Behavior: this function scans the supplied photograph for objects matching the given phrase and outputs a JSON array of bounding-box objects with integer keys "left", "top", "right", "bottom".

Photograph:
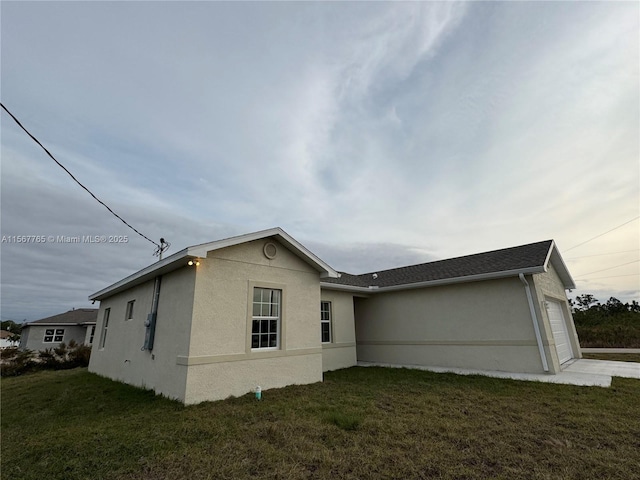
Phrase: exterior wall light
[{"left": 188, "top": 259, "right": 200, "bottom": 266}]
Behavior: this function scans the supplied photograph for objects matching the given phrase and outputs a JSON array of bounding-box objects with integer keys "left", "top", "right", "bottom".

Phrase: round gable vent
[{"left": 263, "top": 242, "right": 277, "bottom": 259}]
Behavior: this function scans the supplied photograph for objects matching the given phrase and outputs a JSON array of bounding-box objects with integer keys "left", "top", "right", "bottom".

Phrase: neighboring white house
[
  {"left": 19, "top": 309, "right": 98, "bottom": 351},
  {"left": 1, "top": 330, "right": 19, "bottom": 349},
  {"left": 88, "top": 228, "right": 581, "bottom": 404}
]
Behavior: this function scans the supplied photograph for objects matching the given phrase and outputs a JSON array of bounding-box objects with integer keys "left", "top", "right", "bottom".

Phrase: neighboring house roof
[
  {"left": 90, "top": 227, "right": 339, "bottom": 301},
  {"left": 322, "top": 240, "right": 575, "bottom": 292},
  {"left": 23, "top": 308, "right": 98, "bottom": 328},
  {"left": 0, "top": 330, "right": 16, "bottom": 339}
]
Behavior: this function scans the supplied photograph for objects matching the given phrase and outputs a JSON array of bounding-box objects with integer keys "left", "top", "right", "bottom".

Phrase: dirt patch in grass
[{"left": 2, "top": 367, "right": 639, "bottom": 479}]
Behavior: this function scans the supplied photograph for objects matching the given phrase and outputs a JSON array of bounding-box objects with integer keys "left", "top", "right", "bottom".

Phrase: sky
[{"left": 1, "top": 1, "right": 638, "bottom": 322}]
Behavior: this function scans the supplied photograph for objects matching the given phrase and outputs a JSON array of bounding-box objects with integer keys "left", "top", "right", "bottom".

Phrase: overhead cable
[
  {"left": 565, "top": 216, "right": 640, "bottom": 252},
  {"left": 575, "top": 273, "right": 639, "bottom": 281},
  {"left": 576, "top": 259, "right": 639, "bottom": 278},
  {"left": 1, "top": 102, "right": 161, "bottom": 249},
  {"left": 566, "top": 249, "right": 639, "bottom": 260}
]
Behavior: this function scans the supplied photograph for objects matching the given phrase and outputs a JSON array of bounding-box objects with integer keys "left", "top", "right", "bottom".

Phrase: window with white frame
[
  {"left": 251, "top": 287, "right": 281, "bottom": 349},
  {"left": 125, "top": 300, "right": 135, "bottom": 320},
  {"left": 99, "top": 308, "right": 110, "bottom": 349},
  {"left": 43, "top": 328, "right": 65, "bottom": 343},
  {"left": 88, "top": 325, "right": 96, "bottom": 345},
  {"left": 321, "top": 301, "right": 332, "bottom": 343}
]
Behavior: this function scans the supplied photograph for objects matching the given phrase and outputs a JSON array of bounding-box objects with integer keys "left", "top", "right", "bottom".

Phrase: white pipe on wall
[{"left": 519, "top": 273, "right": 549, "bottom": 372}]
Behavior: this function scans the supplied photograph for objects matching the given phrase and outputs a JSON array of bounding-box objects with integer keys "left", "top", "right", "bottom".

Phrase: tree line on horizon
[
  {"left": 569, "top": 294, "right": 640, "bottom": 348},
  {"left": 569, "top": 294, "right": 640, "bottom": 315}
]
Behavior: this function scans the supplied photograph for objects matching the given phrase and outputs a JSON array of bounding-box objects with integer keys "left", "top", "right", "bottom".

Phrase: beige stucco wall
[
  {"left": 531, "top": 263, "right": 582, "bottom": 372},
  {"left": 88, "top": 267, "right": 195, "bottom": 402},
  {"left": 320, "top": 289, "right": 357, "bottom": 372},
  {"left": 182, "top": 238, "right": 324, "bottom": 404},
  {"left": 355, "top": 277, "right": 549, "bottom": 374},
  {"left": 181, "top": 353, "right": 321, "bottom": 405}
]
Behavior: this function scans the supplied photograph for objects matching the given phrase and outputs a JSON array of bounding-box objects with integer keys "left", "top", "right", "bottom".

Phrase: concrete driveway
[
  {"left": 359, "top": 358, "right": 640, "bottom": 388},
  {"left": 562, "top": 358, "right": 640, "bottom": 380}
]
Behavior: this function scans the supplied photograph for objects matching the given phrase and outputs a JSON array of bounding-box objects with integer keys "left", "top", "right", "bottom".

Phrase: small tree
[
  {"left": 574, "top": 294, "right": 600, "bottom": 312},
  {"left": 1, "top": 320, "right": 22, "bottom": 342},
  {"left": 605, "top": 297, "right": 626, "bottom": 315}
]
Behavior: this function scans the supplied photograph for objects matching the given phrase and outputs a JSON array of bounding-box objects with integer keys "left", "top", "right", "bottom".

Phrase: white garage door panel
[{"left": 547, "top": 300, "right": 573, "bottom": 364}]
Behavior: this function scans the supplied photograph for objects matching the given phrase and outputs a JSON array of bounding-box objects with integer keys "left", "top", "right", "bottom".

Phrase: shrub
[
  {"left": 576, "top": 324, "right": 640, "bottom": 348},
  {"left": 68, "top": 345, "right": 92, "bottom": 368},
  {"left": 53, "top": 343, "right": 69, "bottom": 359},
  {"left": 39, "top": 348, "right": 59, "bottom": 369},
  {"left": 0, "top": 349, "right": 36, "bottom": 377},
  {"left": 1, "top": 347, "right": 19, "bottom": 359},
  {"left": 0, "top": 343, "right": 92, "bottom": 377}
]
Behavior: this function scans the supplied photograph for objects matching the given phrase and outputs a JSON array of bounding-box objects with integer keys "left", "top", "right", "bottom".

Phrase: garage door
[{"left": 547, "top": 300, "right": 573, "bottom": 364}]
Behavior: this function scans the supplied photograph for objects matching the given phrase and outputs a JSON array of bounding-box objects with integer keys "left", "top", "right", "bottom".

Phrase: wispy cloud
[{"left": 1, "top": 1, "right": 637, "bottom": 319}]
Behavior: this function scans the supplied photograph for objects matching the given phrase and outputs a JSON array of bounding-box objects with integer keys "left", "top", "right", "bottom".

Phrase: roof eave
[
  {"left": 234, "top": 227, "right": 338, "bottom": 278},
  {"left": 322, "top": 266, "right": 546, "bottom": 292},
  {"left": 89, "top": 247, "right": 190, "bottom": 301},
  {"left": 23, "top": 322, "right": 95, "bottom": 327},
  {"left": 90, "top": 227, "right": 339, "bottom": 301},
  {"left": 378, "top": 266, "right": 546, "bottom": 292},
  {"left": 546, "top": 241, "right": 577, "bottom": 290},
  {"left": 319, "top": 283, "right": 372, "bottom": 293},
  {"left": 187, "top": 227, "right": 340, "bottom": 279}
]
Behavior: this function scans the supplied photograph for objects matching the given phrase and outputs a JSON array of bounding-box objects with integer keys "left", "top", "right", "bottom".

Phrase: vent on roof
[{"left": 372, "top": 273, "right": 378, "bottom": 279}]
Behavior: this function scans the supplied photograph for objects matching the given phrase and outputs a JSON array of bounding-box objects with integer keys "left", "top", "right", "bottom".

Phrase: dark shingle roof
[
  {"left": 324, "top": 240, "right": 554, "bottom": 289},
  {"left": 27, "top": 309, "right": 98, "bottom": 326}
]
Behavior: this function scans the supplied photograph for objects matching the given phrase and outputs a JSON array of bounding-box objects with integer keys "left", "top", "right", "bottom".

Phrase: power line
[
  {"left": 566, "top": 249, "right": 640, "bottom": 260},
  {"left": 576, "top": 259, "right": 639, "bottom": 278},
  {"left": 575, "top": 274, "right": 639, "bottom": 281},
  {"left": 1, "top": 103, "right": 162, "bottom": 250},
  {"left": 565, "top": 216, "right": 640, "bottom": 252}
]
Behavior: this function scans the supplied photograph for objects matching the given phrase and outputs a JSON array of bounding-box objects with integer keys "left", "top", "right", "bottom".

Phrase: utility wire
[
  {"left": 575, "top": 274, "right": 639, "bottom": 281},
  {"left": 566, "top": 249, "right": 639, "bottom": 260},
  {"left": 1, "top": 103, "right": 161, "bottom": 249},
  {"left": 565, "top": 215, "right": 640, "bottom": 252},
  {"left": 576, "top": 259, "right": 639, "bottom": 278}
]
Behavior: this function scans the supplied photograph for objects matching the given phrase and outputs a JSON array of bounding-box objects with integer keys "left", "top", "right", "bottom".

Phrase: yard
[{"left": 2, "top": 365, "right": 639, "bottom": 480}]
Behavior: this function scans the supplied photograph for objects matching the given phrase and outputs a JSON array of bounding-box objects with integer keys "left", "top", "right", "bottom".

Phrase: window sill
[
  {"left": 251, "top": 347, "right": 280, "bottom": 352},
  {"left": 321, "top": 342, "right": 356, "bottom": 349}
]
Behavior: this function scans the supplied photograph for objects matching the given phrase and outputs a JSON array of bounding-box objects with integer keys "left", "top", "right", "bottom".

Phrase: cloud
[
  {"left": 1, "top": 1, "right": 638, "bottom": 319},
  {"left": 306, "top": 239, "right": 436, "bottom": 276},
  {"left": 332, "top": 2, "right": 466, "bottom": 102},
  {"left": 0, "top": 147, "right": 244, "bottom": 321}
]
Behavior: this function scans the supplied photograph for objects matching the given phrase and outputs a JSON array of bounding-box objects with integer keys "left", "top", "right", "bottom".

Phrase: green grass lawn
[
  {"left": 582, "top": 352, "right": 640, "bottom": 363},
  {"left": 2, "top": 367, "right": 639, "bottom": 480}
]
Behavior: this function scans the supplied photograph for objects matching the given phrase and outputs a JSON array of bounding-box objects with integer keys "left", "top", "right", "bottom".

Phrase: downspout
[{"left": 519, "top": 273, "right": 549, "bottom": 372}]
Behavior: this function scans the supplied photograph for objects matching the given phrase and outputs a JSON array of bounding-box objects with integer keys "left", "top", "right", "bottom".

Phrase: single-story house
[
  {"left": 19, "top": 308, "right": 98, "bottom": 351},
  {"left": 88, "top": 228, "right": 581, "bottom": 404},
  {"left": 1, "top": 330, "right": 19, "bottom": 349}
]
